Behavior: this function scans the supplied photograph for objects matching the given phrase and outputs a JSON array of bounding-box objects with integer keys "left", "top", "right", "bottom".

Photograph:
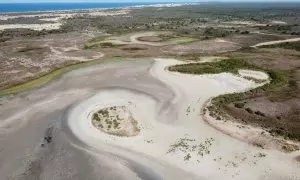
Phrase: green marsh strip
[{"left": 0, "top": 57, "right": 151, "bottom": 97}]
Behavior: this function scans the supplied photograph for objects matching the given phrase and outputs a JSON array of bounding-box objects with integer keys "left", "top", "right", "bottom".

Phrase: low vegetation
[
  {"left": 206, "top": 69, "right": 287, "bottom": 119},
  {"left": 257, "top": 24, "right": 300, "bottom": 35},
  {"left": 84, "top": 36, "right": 126, "bottom": 49},
  {"left": 169, "top": 58, "right": 259, "bottom": 75},
  {"left": 169, "top": 57, "right": 297, "bottom": 141},
  {"left": 167, "top": 137, "right": 214, "bottom": 161},
  {"left": 0, "top": 57, "right": 139, "bottom": 97},
  {"left": 202, "top": 27, "right": 231, "bottom": 39},
  {"left": 122, "top": 47, "right": 147, "bottom": 51},
  {"left": 91, "top": 106, "right": 140, "bottom": 137}
]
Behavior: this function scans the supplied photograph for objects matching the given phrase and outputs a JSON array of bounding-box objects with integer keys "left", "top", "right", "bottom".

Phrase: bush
[
  {"left": 245, "top": 108, "right": 253, "bottom": 114},
  {"left": 203, "top": 27, "right": 230, "bottom": 38},
  {"left": 241, "top": 31, "right": 250, "bottom": 34},
  {"left": 93, "top": 113, "right": 100, "bottom": 121},
  {"left": 234, "top": 102, "right": 245, "bottom": 108},
  {"left": 255, "top": 111, "right": 265, "bottom": 117},
  {"left": 169, "top": 58, "right": 258, "bottom": 75}
]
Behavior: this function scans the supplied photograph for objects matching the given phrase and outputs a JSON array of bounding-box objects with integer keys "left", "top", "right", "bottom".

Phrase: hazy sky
[{"left": 0, "top": 0, "right": 298, "bottom": 3}]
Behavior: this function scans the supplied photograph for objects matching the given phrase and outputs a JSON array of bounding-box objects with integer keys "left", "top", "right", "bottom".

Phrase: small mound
[{"left": 91, "top": 106, "right": 140, "bottom": 137}]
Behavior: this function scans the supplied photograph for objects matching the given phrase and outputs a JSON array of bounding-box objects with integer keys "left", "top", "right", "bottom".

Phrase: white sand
[
  {"left": 238, "top": 69, "right": 269, "bottom": 80},
  {"left": 224, "top": 21, "right": 267, "bottom": 27},
  {"left": 252, "top": 38, "right": 300, "bottom": 48},
  {"left": 270, "top": 20, "right": 287, "bottom": 25},
  {"left": 67, "top": 58, "right": 300, "bottom": 180},
  {"left": 0, "top": 9, "right": 129, "bottom": 31},
  {"left": 86, "top": 9, "right": 130, "bottom": 17},
  {"left": 0, "top": 23, "right": 62, "bottom": 31}
]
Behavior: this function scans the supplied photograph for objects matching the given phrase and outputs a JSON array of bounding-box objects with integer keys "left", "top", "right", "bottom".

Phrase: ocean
[{"left": 0, "top": 2, "right": 174, "bottom": 13}]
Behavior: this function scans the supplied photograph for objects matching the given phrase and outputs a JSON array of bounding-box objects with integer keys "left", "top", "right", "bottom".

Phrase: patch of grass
[
  {"left": 184, "top": 153, "right": 192, "bottom": 161},
  {"left": 122, "top": 47, "right": 147, "bottom": 51},
  {"left": 253, "top": 142, "right": 265, "bottom": 149},
  {"left": 210, "top": 70, "right": 287, "bottom": 115},
  {"left": 260, "top": 41, "right": 300, "bottom": 51},
  {"left": 158, "top": 34, "right": 177, "bottom": 41},
  {"left": 169, "top": 58, "right": 258, "bottom": 75},
  {"left": 169, "top": 57, "right": 288, "bottom": 123},
  {"left": 85, "top": 41, "right": 125, "bottom": 49},
  {"left": 0, "top": 67, "right": 66, "bottom": 97},
  {"left": 234, "top": 102, "right": 245, "bottom": 108},
  {"left": 84, "top": 36, "right": 109, "bottom": 49},
  {"left": 167, "top": 37, "right": 198, "bottom": 45},
  {"left": 281, "top": 143, "right": 300, "bottom": 153},
  {"left": 202, "top": 27, "right": 231, "bottom": 39},
  {"left": 99, "top": 42, "right": 124, "bottom": 48},
  {"left": 255, "top": 152, "right": 267, "bottom": 158}
]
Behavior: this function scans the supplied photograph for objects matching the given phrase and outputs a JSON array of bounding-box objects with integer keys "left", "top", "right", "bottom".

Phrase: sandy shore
[
  {"left": 65, "top": 58, "right": 300, "bottom": 180},
  {"left": 0, "top": 58, "right": 299, "bottom": 180},
  {"left": 0, "top": 9, "right": 129, "bottom": 31}
]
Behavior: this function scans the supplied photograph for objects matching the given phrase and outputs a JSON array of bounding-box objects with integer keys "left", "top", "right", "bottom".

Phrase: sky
[{"left": 0, "top": 0, "right": 299, "bottom": 3}]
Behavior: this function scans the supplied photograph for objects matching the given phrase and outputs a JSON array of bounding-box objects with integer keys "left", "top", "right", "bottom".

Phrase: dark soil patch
[
  {"left": 137, "top": 36, "right": 163, "bottom": 42},
  {"left": 17, "top": 46, "right": 46, "bottom": 53},
  {"left": 122, "top": 47, "right": 148, "bottom": 51},
  {"left": 295, "top": 155, "right": 300, "bottom": 162}
]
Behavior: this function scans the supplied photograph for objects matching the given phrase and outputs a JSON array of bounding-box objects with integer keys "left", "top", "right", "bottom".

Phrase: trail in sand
[{"left": 252, "top": 37, "right": 300, "bottom": 47}]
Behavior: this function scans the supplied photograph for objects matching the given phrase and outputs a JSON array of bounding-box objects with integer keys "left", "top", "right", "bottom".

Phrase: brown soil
[
  {"left": 100, "top": 44, "right": 162, "bottom": 57},
  {"left": 223, "top": 33, "right": 287, "bottom": 47},
  {"left": 161, "top": 39, "right": 241, "bottom": 55},
  {"left": 0, "top": 32, "right": 102, "bottom": 91},
  {"left": 136, "top": 36, "right": 163, "bottom": 42}
]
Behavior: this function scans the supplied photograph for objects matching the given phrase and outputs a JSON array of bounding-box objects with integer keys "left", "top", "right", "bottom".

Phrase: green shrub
[
  {"left": 234, "top": 102, "right": 245, "bottom": 108},
  {"left": 169, "top": 58, "right": 258, "bottom": 75}
]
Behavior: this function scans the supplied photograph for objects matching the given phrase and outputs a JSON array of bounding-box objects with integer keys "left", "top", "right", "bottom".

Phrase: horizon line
[{"left": 1, "top": 1, "right": 300, "bottom": 3}]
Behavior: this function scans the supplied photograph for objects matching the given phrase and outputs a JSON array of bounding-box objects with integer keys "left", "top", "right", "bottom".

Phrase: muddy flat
[{"left": 1, "top": 58, "right": 299, "bottom": 180}]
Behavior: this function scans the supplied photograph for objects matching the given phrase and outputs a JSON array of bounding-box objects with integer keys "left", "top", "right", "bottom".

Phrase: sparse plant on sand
[{"left": 91, "top": 106, "right": 140, "bottom": 137}]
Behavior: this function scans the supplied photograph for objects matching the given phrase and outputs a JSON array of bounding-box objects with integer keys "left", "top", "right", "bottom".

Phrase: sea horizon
[{"left": 0, "top": 2, "right": 187, "bottom": 13}]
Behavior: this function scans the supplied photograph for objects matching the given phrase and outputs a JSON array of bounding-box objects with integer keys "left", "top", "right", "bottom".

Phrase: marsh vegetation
[{"left": 91, "top": 106, "right": 140, "bottom": 137}]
